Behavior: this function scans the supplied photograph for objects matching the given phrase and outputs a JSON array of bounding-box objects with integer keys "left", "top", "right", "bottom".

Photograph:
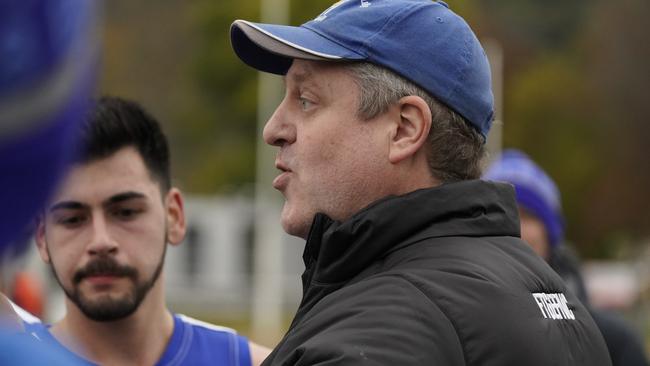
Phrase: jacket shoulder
[
  {"left": 272, "top": 275, "right": 465, "bottom": 365},
  {"left": 379, "top": 236, "right": 613, "bottom": 366}
]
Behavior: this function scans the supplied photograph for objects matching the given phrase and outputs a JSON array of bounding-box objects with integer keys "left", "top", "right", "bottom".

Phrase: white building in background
[{"left": 164, "top": 194, "right": 303, "bottom": 316}]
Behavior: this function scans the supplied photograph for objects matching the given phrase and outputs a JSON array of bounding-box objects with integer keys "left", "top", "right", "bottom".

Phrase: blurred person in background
[
  {"left": 485, "top": 149, "right": 649, "bottom": 366},
  {"left": 34, "top": 96, "right": 269, "bottom": 365},
  {"left": 230, "top": 0, "right": 611, "bottom": 364},
  {"left": 0, "top": 0, "right": 99, "bottom": 364}
]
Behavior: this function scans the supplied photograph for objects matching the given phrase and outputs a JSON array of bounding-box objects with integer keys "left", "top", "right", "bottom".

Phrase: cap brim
[{"left": 230, "top": 20, "right": 364, "bottom": 75}]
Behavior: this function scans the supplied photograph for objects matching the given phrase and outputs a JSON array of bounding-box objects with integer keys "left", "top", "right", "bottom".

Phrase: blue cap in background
[
  {"left": 230, "top": 0, "right": 494, "bottom": 139},
  {"left": 483, "top": 149, "right": 565, "bottom": 247}
]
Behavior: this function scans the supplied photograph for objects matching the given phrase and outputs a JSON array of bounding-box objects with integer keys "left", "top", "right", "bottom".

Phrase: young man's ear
[
  {"left": 388, "top": 95, "right": 432, "bottom": 164},
  {"left": 165, "top": 188, "right": 186, "bottom": 246},
  {"left": 35, "top": 217, "right": 51, "bottom": 264}
]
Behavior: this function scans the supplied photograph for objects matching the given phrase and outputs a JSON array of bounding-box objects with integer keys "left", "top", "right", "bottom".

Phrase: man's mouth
[
  {"left": 273, "top": 161, "right": 292, "bottom": 190},
  {"left": 82, "top": 274, "right": 124, "bottom": 287},
  {"left": 73, "top": 258, "right": 137, "bottom": 285}
]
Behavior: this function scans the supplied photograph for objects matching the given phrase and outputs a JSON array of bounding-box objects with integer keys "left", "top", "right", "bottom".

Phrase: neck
[
  {"left": 51, "top": 279, "right": 174, "bottom": 366},
  {"left": 393, "top": 156, "right": 440, "bottom": 196}
]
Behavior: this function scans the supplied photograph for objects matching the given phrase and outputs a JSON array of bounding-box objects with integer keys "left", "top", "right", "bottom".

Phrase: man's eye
[
  {"left": 58, "top": 215, "right": 87, "bottom": 226},
  {"left": 299, "top": 97, "right": 313, "bottom": 110},
  {"left": 114, "top": 208, "right": 140, "bottom": 219}
]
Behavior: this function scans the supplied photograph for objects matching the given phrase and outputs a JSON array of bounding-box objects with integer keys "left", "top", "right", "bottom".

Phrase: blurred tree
[
  {"left": 100, "top": 0, "right": 229, "bottom": 192},
  {"left": 101, "top": 0, "right": 260, "bottom": 194},
  {"left": 479, "top": 0, "right": 591, "bottom": 48},
  {"left": 502, "top": 54, "right": 603, "bottom": 255},
  {"left": 576, "top": 0, "right": 650, "bottom": 254},
  {"left": 186, "top": 0, "right": 260, "bottom": 192},
  {"left": 489, "top": 0, "right": 650, "bottom": 256}
]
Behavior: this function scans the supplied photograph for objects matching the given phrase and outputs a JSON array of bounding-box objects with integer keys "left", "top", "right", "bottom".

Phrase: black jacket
[
  {"left": 550, "top": 246, "right": 649, "bottom": 366},
  {"left": 263, "top": 180, "right": 612, "bottom": 365}
]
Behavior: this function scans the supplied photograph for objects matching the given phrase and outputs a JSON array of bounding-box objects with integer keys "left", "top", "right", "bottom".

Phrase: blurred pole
[
  {"left": 251, "top": 0, "right": 290, "bottom": 345},
  {"left": 484, "top": 39, "right": 504, "bottom": 163}
]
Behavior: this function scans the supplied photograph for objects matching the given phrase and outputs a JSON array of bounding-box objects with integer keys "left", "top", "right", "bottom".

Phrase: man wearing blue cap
[
  {"left": 485, "top": 149, "right": 649, "bottom": 366},
  {"left": 231, "top": 1, "right": 611, "bottom": 364}
]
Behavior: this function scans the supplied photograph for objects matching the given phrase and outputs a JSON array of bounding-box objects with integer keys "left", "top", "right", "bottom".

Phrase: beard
[{"left": 48, "top": 244, "right": 166, "bottom": 322}]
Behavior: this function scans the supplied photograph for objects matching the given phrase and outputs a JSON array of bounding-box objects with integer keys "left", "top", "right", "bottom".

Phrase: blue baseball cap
[
  {"left": 483, "top": 149, "right": 565, "bottom": 247},
  {"left": 230, "top": 0, "right": 494, "bottom": 138},
  {"left": 0, "top": 0, "right": 99, "bottom": 253}
]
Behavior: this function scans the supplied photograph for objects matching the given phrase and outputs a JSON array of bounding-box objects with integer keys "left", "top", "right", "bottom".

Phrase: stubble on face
[
  {"left": 47, "top": 243, "right": 166, "bottom": 322},
  {"left": 274, "top": 61, "right": 391, "bottom": 238}
]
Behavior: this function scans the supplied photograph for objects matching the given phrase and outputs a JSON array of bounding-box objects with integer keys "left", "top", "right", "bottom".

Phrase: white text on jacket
[{"left": 532, "top": 293, "right": 575, "bottom": 320}]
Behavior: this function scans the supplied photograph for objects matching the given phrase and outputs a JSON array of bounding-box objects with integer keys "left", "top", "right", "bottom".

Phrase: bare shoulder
[{"left": 248, "top": 341, "right": 272, "bottom": 366}]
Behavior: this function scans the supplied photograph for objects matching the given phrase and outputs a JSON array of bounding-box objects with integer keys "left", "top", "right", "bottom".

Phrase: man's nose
[
  {"left": 86, "top": 215, "right": 118, "bottom": 256},
  {"left": 263, "top": 99, "right": 296, "bottom": 147}
]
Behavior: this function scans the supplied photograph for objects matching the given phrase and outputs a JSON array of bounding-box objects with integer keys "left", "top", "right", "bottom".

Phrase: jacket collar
[{"left": 303, "top": 180, "right": 520, "bottom": 285}]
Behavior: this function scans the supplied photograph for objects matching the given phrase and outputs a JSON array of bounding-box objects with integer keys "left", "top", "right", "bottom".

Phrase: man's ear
[
  {"left": 35, "top": 217, "right": 51, "bottom": 264},
  {"left": 165, "top": 188, "right": 186, "bottom": 246},
  {"left": 388, "top": 95, "right": 432, "bottom": 164}
]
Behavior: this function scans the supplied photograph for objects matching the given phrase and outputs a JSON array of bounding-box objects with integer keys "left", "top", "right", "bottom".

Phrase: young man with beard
[
  {"left": 34, "top": 97, "right": 269, "bottom": 365},
  {"left": 230, "top": 0, "right": 612, "bottom": 364}
]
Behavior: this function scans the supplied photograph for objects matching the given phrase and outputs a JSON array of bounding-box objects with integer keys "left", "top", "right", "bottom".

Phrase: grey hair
[{"left": 343, "top": 62, "right": 485, "bottom": 182}]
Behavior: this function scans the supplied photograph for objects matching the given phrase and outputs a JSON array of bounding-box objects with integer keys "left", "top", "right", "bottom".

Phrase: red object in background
[{"left": 11, "top": 272, "right": 44, "bottom": 318}]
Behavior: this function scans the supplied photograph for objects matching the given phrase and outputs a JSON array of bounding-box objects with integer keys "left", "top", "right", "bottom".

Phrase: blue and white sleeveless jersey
[
  {"left": 9, "top": 298, "right": 41, "bottom": 326},
  {"left": 7, "top": 297, "right": 49, "bottom": 337},
  {"left": 2, "top": 299, "right": 83, "bottom": 365},
  {"left": 31, "top": 313, "right": 252, "bottom": 366}
]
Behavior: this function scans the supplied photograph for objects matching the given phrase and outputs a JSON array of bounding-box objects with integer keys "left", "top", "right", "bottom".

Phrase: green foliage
[
  {"left": 503, "top": 54, "right": 602, "bottom": 253},
  {"left": 178, "top": 0, "right": 261, "bottom": 193},
  {"left": 488, "top": 0, "right": 650, "bottom": 255},
  {"left": 477, "top": 0, "right": 591, "bottom": 50},
  {"left": 291, "top": 0, "right": 337, "bottom": 23}
]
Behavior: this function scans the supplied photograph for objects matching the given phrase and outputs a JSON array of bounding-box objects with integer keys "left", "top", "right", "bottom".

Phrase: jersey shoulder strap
[{"left": 156, "top": 314, "right": 251, "bottom": 366}]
